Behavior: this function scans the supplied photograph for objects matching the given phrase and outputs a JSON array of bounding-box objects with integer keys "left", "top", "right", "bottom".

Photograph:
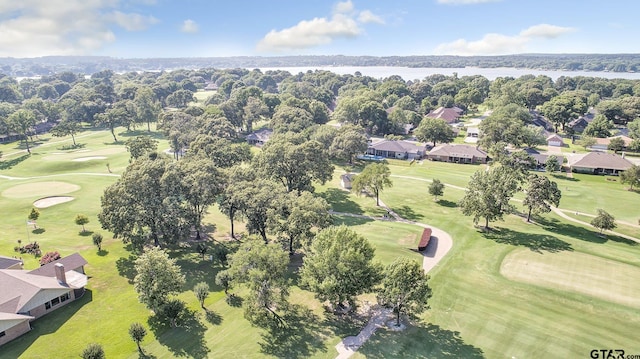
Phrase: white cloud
[
  {"left": 358, "top": 10, "right": 385, "bottom": 25},
  {"left": 110, "top": 11, "right": 159, "bottom": 31},
  {"left": 0, "top": 0, "right": 157, "bottom": 57},
  {"left": 434, "top": 24, "right": 576, "bottom": 55},
  {"left": 437, "top": 0, "right": 500, "bottom": 4},
  {"left": 181, "top": 19, "right": 199, "bottom": 33},
  {"left": 333, "top": 1, "right": 355, "bottom": 14},
  {"left": 257, "top": 2, "right": 384, "bottom": 52},
  {"left": 519, "top": 24, "right": 575, "bottom": 38}
]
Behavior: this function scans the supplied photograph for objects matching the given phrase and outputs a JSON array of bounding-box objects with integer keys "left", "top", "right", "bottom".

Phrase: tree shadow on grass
[
  {"left": 97, "top": 249, "right": 109, "bottom": 256},
  {"left": 483, "top": 226, "right": 573, "bottom": 253},
  {"left": 32, "top": 228, "right": 45, "bottom": 234},
  {"left": 393, "top": 205, "right": 424, "bottom": 221},
  {"left": 322, "top": 310, "right": 369, "bottom": 338},
  {"left": 358, "top": 323, "right": 484, "bottom": 358},
  {"left": 149, "top": 308, "right": 209, "bottom": 359},
  {"left": 204, "top": 309, "right": 222, "bottom": 325},
  {"left": 226, "top": 294, "right": 243, "bottom": 307},
  {"left": 318, "top": 188, "right": 364, "bottom": 214},
  {"left": 258, "top": 303, "right": 328, "bottom": 359},
  {"left": 552, "top": 174, "right": 579, "bottom": 182},
  {"left": 79, "top": 230, "right": 94, "bottom": 237},
  {"left": 537, "top": 217, "right": 638, "bottom": 246},
  {"left": 0, "top": 153, "right": 30, "bottom": 170},
  {"left": 437, "top": 200, "right": 458, "bottom": 208},
  {"left": 116, "top": 255, "right": 137, "bottom": 284},
  {"left": 332, "top": 215, "right": 374, "bottom": 226}
]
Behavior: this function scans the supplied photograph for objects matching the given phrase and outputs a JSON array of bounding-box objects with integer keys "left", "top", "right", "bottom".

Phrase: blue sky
[{"left": 0, "top": 0, "right": 637, "bottom": 58}]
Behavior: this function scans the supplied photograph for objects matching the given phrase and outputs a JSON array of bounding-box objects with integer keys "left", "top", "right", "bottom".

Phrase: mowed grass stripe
[{"left": 501, "top": 249, "right": 640, "bottom": 308}]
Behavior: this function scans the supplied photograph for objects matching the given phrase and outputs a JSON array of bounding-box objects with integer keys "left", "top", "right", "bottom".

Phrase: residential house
[
  {"left": 567, "top": 110, "right": 596, "bottom": 133},
  {"left": 0, "top": 253, "right": 88, "bottom": 346},
  {"left": 340, "top": 173, "right": 356, "bottom": 190},
  {"left": 522, "top": 148, "right": 565, "bottom": 170},
  {"left": 246, "top": 128, "right": 273, "bottom": 146},
  {"left": 590, "top": 135, "right": 634, "bottom": 151},
  {"left": 426, "top": 107, "right": 463, "bottom": 124},
  {"left": 366, "top": 139, "right": 428, "bottom": 160},
  {"left": 0, "top": 256, "right": 23, "bottom": 270},
  {"left": 427, "top": 144, "right": 489, "bottom": 164},
  {"left": 529, "top": 110, "right": 554, "bottom": 131},
  {"left": 464, "top": 127, "right": 480, "bottom": 144},
  {"left": 546, "top": 134, "right": 564, "bottom": 147},
  {"left": 568, "top": 152, "right": 633, "bottom": 175}
]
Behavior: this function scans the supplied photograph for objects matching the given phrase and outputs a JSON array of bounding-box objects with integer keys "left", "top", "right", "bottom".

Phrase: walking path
[
  {"left": 550, "top": 207, "right": 640, "bottom": 244},
  {"left": 331, "top": 200, "right": 454, "bottom": 359}
]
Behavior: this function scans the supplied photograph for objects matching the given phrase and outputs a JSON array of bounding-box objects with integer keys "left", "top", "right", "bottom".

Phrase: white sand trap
[
  {"left": 34, "top": 196, "right": 75, "bottom": 208},
  {"left": 72, "top": 156, "right": 107, "bottom": 162},
  {"left": 2, "top": 181, "right": 80, "bottom": 198}
]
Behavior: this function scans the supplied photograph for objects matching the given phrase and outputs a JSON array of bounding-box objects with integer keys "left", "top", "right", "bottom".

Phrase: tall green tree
[
  {"left": 225, "top": 239, "right": 290, "bottom": 326},
  {"left": 591, "top": 209, "right": 616, "bottom": 234},
  {"left": 459, "top": 166, "right": 519, "bottom": 229},
  {"left": 50, "top": 120, "right": 81, "bottom": 146},
  {"left": 545, "top": 155, "right": 561, "bottom": 173},
  {"left": 75, "top": 214, "right": 89, "bottom": 233},
  {"left": 256, "top": 133, "right": 333, "bottom": 193},
  {"left": 539, "top": 93, "right": 588, "bottom": 132},
  {"left": 231, "top": 179, "right": 286, "bottom": 243},
  {"left": 329, "top": 125, "right": 368, "bottom": 164},
  {"left": 193, "top": 282, "right": 210, "bottom": 309},
  {"left": 81, "top": 343, "right": 105, "bottom": 359},
  {"left": 414, "top": 117, "right": 455, "bottom": 147},
  {"left": 125, "top": 136, "right": 158, "bottom": 160},
  {"left": 352, "top": 162, "right": 393, "bottom": 206},
  {"left": 620, "top": 164, "right": 640, "bottom": 190},
  {"left": 134, "top": 86, "right": 161, "bottom": 132},
  {"left": 428, "top": 179, "right": 445, "bottom": 201},
  {"left": 133, "top": 247, "right": 185, "bottom": 312},
  {"left": 267, "top": 191, "right": 332, "bottom": 255},
  {"left": 608, "top": 137, "right": 626, "bottom": 153},
  {"left": 8, "top": 109, "right": 36, "bottom": 154},
  {"left": 377, "top": 258, "right": 432, "bottom": 327},
  {"left": 299, "top": 226, "right": 382, "bottom": 310},
  {"left": 522, "top": 174, "right": 562, "bottom": 222},
  {"left": 129, "top": 322, "right": 147, "bottom": 354}
]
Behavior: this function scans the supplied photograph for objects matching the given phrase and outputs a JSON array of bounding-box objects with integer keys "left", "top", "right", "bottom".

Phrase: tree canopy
[
  {"left": 133, "top": 247, "right": 185, "bottom": 311},
  {"left": 352, "top": 162, "right": 393, "bottom": 206},
  {"left": 378, "top": 258, "right": 432, "bottom": 327}
]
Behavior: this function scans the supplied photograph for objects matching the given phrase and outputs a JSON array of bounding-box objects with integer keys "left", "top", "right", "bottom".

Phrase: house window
[
  {"left": 60, "top": 293, "right": 70, "bottom": 302},
  {"left": 51, "top": 297, "right": 60, "bottom": 306},
  {"left": 0, "top": 331, "right": 5, "bottom": 338},
  {"left": 45, "top": 301, "right": 51, "bottom": 310}
]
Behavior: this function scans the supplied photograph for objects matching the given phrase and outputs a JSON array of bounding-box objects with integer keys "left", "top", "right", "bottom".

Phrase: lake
[{"left": 259, "top": 66, "right": 640, "bottom": 81}]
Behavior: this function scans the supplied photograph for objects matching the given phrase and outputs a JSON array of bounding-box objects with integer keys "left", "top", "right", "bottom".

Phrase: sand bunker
[
  {"left": 2, "top": 181, "right": 80, "bottom": 199},
  {"left": 33, "top": 196, "right": 75, "bottom": 208},
  {"left": 72, "top": 156, "right": 107, "bottom": 162}
]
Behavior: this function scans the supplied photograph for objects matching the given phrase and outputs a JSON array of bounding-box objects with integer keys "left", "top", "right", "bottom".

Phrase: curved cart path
[{"left": 331, "top": 200, "right": 454, "bottom": 359}]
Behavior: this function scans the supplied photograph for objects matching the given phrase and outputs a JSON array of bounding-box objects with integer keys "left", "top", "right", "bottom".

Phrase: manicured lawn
[{"left": 3, "top": 127, "right": 640, "bottom": 359}]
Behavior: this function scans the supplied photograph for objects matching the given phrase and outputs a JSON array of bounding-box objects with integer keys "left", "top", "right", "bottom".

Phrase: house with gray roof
[
  {"left": 246, "top": 128, "right": 273, "bottom": 146},
  {"left": 366, "top": 139, "right": 428, "bottom": 160},
  {"left": 0, "top": 256, "right": 23, "bottom": 270},
  {"left": 568, "top": 152, "right": 633, "bottom": 175},
  {"left": 427, "top": 144, "right": 488, "bottom": 164},
  {"left": 0, "top": 253, "right": 88, "bottom": 346},
  {"left": 522, "top": 148, "right": 565, "bottom": 170}
]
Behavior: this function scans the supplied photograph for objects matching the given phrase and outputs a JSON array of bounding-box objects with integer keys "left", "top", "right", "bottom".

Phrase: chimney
[{"left": 54, "top": 263, "right": 67, "bottom": 285}]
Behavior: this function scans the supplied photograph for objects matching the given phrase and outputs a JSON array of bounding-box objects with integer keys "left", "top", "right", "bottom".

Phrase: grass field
[{"left": 2, "top": 127, "right": 640, "bottom": 358}]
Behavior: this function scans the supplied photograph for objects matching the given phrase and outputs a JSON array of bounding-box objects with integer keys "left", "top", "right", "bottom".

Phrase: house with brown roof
[
  {"left": 0, "top": 253, "right": 88, "bottom": 346},
  {"left": 426, "top": 107, "right": 463, "bottom": 124},
  {"left": 427, "top": 144, "right": 489, "bottom": 164},
  {"left": 590, "top": 135, "right": 633, "bottom": 151},
  {"left": 546, "top": 134, "right": 564, "bottom": 147},
  {"left": 366, "top": 139, "right": 428, "bottom": 160},
  {"left": 568, "top": 152, "right": 633, "bottom": 175}
]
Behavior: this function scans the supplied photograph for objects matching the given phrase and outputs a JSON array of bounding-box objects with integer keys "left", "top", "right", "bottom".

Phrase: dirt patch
[
  {"left": 2, "top": 181, "right": 80, "bottom": 198},
  {"left": 72, "top": 156, "right": 107, "bottom": 162},
  {"left": 501, "top": 249, "right": 640, "bottom": 308},
  {"left": 33, "top": 196, "right": 75, "bottom": 208}
]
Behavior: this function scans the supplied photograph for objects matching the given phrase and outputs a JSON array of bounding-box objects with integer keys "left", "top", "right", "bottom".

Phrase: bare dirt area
[{"left": 33, "top": 196, "right": 75, "bottom": 208}]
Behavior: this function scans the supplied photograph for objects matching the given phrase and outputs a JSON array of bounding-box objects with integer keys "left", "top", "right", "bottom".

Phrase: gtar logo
[{"left": 590, "top": 349, "right": 625, "bottom": 359}]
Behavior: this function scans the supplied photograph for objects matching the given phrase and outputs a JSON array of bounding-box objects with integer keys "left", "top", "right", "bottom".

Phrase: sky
[{"left": 0, "top": 0, "right": 638, "bottom": 58}]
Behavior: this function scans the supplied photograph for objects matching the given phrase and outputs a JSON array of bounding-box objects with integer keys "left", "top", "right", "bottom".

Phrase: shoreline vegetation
[{"left": 3, "top": 53, "right": 640, "bottom": 78}]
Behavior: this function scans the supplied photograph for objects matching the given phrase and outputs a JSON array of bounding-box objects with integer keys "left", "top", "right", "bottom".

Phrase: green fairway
[{"left": 2, "top": 128, "right": 640, "bottom": 358}]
